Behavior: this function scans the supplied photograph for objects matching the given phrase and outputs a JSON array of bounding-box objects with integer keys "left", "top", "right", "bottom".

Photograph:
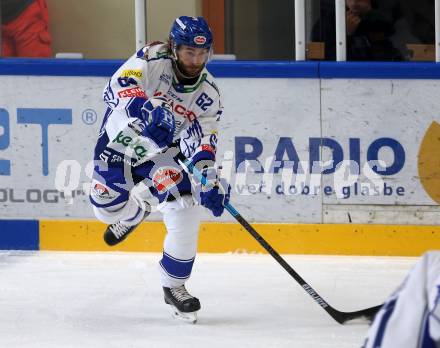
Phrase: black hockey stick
[{"left": 178, "top": 157, "right": 382, "bottom": 324}]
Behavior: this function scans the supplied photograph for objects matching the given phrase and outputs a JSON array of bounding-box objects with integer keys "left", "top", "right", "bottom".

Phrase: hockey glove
[
  {"left": 195, "top": 167, "right": 231, "bottom": 217},
  {"left": 141, "top": 98, "right": 175, "bottom": 148}
]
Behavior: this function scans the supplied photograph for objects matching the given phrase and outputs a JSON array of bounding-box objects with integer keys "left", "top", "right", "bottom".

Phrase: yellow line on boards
[{"left": 39, "top": 220, "right": 440, "bottom": 256}]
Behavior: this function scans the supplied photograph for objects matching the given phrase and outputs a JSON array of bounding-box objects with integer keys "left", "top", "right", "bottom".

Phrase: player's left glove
[
  {"left": 141, "top": 98, "right": 175, "bottom": 148},
  {"left": 194, "top": 166, "right": 231, "bottom": 217}
]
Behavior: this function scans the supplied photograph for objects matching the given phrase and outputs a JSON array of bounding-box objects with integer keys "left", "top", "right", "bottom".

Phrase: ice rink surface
[{"left": 0, "top": 251, "right": 417, "bottom": 348}]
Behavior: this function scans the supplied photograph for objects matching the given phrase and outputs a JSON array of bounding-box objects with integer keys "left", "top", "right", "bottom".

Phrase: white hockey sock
[{"left": 158, "top": 197, "right": 201, "bottom": 288}]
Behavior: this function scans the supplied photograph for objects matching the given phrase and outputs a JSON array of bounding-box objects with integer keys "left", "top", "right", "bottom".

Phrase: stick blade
[{"left": 331, "top": 304, "right": 383, "bottom": 325}]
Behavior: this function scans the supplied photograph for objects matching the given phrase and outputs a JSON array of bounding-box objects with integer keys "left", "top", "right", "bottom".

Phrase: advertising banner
[
  {"left": 0, "top": 76, "right": 105, "bottom": 219},
  {"left": 1, "top": 75, "right": 439, "bottom": 222},
  {"left": 321, "top": 79, "right": 440, "bottom": 206}
]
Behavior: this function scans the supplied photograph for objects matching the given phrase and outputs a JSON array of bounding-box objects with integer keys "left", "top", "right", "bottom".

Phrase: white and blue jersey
[
  {"left": 91, "top": 42, "right": 223, "bottom": 207},
  {"left": 101, "top": 41, "right": 222, "bottom": 165},
  {"left": 363, "top": 251, "right": 440, "bottom": 348}
]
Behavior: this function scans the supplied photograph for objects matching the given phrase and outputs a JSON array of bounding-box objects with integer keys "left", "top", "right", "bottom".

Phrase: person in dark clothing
[
  {"left": 401, "top": 0, "right": 435, "bottom": 44},
  {"left": 311, "top": 0, "right": 403, "bottom": 61},
  {"left": 1, "top": 0, "right": 52, "bottom": 57}
]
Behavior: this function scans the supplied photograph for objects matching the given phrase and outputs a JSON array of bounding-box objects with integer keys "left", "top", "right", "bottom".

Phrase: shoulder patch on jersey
[{"left": 136, "top": 41, "right": 170, "bottom": 61}]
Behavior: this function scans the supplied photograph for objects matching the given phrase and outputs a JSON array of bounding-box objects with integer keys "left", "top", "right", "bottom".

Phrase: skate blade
[{"left": 169, "top": 306, "right": 198, "bottom": 324}]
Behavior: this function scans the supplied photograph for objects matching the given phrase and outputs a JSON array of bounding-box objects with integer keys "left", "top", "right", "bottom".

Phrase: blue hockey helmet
[{"left": 169, "top": 16, "right": 213, "bottom": 51}]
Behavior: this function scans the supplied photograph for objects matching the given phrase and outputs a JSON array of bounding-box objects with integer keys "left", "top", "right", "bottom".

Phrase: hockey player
[
  {"left": 89, "top": 16, "right": 230, "bottom": 323},
  {"left": 362, "top": 251, "right": 440, "bottom": 347}
]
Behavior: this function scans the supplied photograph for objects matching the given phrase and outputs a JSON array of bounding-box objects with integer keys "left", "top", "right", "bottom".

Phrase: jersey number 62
[{"left": 196, "top": 92, "right": 214, "bottom": 111}]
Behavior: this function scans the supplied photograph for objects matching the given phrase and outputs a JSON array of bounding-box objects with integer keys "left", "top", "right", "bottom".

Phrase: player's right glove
[
  {"left": 200, "top": 180, "right": 231, "bottom": 217},
  {"left": 193, "top": 166, "right": 231, "bottom": 217},
  {"left": 141, "top": 98, "right": 175, "bottom": 148}
]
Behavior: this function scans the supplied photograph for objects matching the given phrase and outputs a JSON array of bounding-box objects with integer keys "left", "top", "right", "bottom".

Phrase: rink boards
[
  {"left": 1, "top": 219, "right": 440, "bottom": 256},
  {"left": 1, "top": 60, "right": 440, "bottom": 255}
]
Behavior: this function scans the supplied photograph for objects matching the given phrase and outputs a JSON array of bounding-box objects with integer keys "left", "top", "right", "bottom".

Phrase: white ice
[{"left": 0, "top": 251, "right": 416, "bottom": 348}]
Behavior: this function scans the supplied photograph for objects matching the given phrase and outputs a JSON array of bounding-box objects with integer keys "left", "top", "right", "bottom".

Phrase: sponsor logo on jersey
[
  {"left": 159, "top": 73, "right": 172, "bottom": 85},
  {"left": 99, "top": 149, "right": 137, "bottom": 166},
  {"left": 91, "top": 181, "right": 116, "bottom": 201},
  {"left": 165, "top": 90, "right": 183, "bottom": 102},
  {"left": 152, "top": 166, "right": 183, "bottom": 193},
  {"left": 120, "top": 69, "right": 143, "bottom": 78},
  {"left": 194, "top": 36, "right": 206, "bottom": 45},
  {"left": 118, "top": 87, "right": 147, "bottom": 98},
  {"left": 93, "top": 183, "right": 110, "bottom": 196},
  {"left": 153, "top": 91, "right": 197, "bottom": 121},
  {"left": 201, "top": 144, "right": 216, "bottom": 154},
  {"left": 112, "top": 131, "right": 148, "bottom": 159},
  {"left": 99, "top": 149, "right": 111, "bottom": 162}
]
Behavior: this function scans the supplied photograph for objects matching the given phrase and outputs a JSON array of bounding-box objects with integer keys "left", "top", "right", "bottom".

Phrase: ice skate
[
  {"left": 103, "top": 208, "right": 150, "bottom": 246},
  {"left": 163, "top": 285, "right": 200, "bottom": 324}
]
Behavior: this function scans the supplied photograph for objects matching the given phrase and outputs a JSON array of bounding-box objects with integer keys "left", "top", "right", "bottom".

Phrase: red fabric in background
[{"left": 1, "top": 0, "right": 52, "bottom": 57}]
